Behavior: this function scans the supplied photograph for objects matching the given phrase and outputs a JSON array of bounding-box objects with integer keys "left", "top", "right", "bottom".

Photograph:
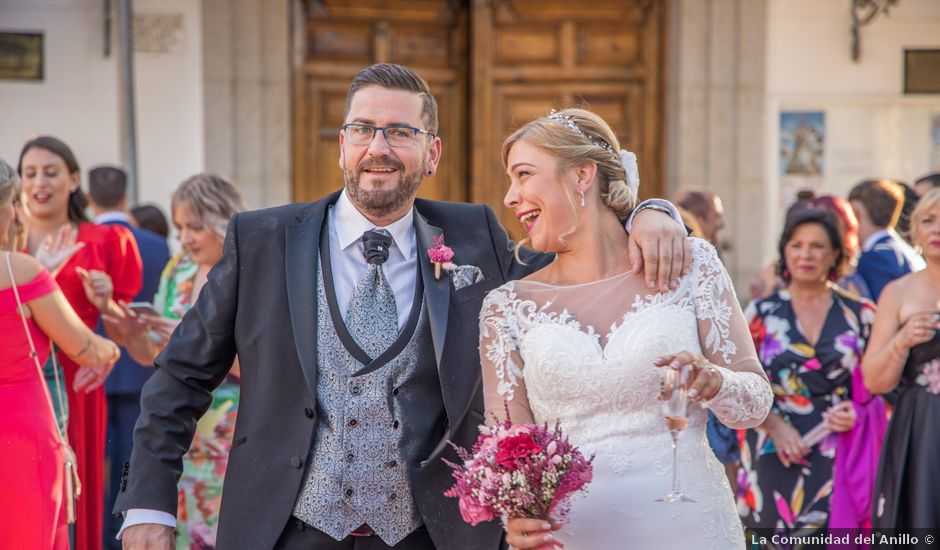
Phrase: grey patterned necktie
[{"left": 345, "top": 228, "right": 399, "bottom": 360}]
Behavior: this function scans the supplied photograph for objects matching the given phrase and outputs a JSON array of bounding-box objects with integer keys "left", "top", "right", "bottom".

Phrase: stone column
[
  {"left": 665, "top": 0, "right": 769, "bottom": 295},
  {"left": 201, "top": 0, "right": 291, "bottom": 209}
]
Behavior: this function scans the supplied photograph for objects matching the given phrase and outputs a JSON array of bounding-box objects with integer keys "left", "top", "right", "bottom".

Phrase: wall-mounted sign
[
  {"left": 905, "top": 50, "right": 940, "bottom": 94},
  {"left": 0, "top": 32, "right": 43, "bottom": 81}
]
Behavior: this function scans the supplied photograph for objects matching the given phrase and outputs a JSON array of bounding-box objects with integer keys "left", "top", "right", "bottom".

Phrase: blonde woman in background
[
  {"left": 111, "top": 173, "right": 244, "bottom": 549},
  {"left": 865, "top": 188, "right": 940, "bottom": 536}
]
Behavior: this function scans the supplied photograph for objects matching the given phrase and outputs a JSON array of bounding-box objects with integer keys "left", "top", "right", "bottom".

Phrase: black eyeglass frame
[{"left": 341, "top": 123, "right": 437, "bottom": 147}]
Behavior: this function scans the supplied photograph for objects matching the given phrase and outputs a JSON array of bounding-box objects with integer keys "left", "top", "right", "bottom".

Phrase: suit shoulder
[
  {"left": 414, "top": 198, "right": 491, "bottom": 222},
  {"left": 233, "top": 203, "right": 319, "bottom": 234}
]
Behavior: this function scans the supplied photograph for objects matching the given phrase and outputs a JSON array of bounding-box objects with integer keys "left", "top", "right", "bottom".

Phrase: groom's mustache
[{"left": 356, "top": 156, "right": 405, "bottom": 174}]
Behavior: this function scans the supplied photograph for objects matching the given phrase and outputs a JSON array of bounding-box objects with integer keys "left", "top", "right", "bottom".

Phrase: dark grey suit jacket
[{"left": 115, "top": 190, "right": 549, "bottom": 549}]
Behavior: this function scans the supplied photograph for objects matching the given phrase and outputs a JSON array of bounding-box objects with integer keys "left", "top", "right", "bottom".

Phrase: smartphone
[{"left": 128, "top": 302, "right": 160, "bottom": 316}]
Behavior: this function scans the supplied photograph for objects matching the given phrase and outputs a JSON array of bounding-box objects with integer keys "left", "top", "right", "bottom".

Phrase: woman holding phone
[{"left": 112, "top": 173, "right": 244, "bottom": 549}]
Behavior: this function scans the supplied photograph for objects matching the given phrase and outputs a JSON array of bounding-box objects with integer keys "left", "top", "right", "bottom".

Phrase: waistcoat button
[
  {"left": 392, "top": 387, "right": 400, "bottom": 396},
  {"left": 345, "top": 488, "right": 353, "bottom": 497},
  {"left": 351, "top": 385, "right": 361, "bottom": 396},
  {"left": 392, "top": 420, "right": 399, "bottom": 429},
  {"left": 304, "top": 407, "right": 314, "bottom": 418},
  {"left": 387, "top": 460, "right": 397, "bottom": 468},
  {"left": 347, "top": 452, "right": 355, "bottom": 462},
  {"left": 348, "top": 419, "right": 358, "bottom": 428}
]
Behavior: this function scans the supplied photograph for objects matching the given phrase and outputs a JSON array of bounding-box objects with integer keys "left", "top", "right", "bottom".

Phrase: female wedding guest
[
  {"left": 751, "top": 195, "right": 864, "bottom": 301},
  {"left": 115, "top": 173, "right": 244, "bottom": 548},
  {"left": 865, "top": 188, "right": 940, "bottom": 534},
  {"left": 0, "top": 159, "right": 120, "bottom": 550},
  {"left": 738, "top": 208, "right": 881, "bottom": 540},
  {"left": 17, "top": 136, "right": 142, "bottom": 550},
  {"left": 480, "top": 108, "right": 772, "bottom": 549}
]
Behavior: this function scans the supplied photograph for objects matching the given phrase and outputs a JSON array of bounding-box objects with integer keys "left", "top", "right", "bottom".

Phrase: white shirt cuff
[
  {"left": 117, "top": 509, "right": 177, "bottom": 540},
  {"left": 624, "top": 199, "right": 684, "bottom": 232}
]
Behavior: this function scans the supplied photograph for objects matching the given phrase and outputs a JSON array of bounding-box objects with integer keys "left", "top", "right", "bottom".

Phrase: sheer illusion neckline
[{"left": 520, "top": 268, "right": 635, "bottom": 289}]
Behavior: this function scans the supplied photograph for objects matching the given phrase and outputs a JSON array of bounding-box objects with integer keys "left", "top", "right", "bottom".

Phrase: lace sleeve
[
  {"left": 689, "top": 239, "right": 772, "bottom": 429},
  {"left": 479, "top": 283, "right": 534, "bottom": 425}
]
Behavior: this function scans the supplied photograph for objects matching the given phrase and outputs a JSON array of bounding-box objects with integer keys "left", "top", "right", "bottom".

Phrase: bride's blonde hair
[{"left": 502, "top": 108, "right": 637, "bottom": 227}]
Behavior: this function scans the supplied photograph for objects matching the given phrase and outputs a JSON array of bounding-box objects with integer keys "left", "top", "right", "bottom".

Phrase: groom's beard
[{"left": 345, "top": 155, "right": 424, "bottom": 219}]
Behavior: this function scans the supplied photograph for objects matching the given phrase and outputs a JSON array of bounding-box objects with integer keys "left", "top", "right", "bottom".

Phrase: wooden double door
[{"left": 293, "top": 0, "right": 665, "bottom": 240}]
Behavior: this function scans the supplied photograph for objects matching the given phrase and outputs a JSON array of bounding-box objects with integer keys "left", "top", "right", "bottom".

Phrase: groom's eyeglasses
[{"left": 342, "top": 123, "right": 436, "bottom": 148}]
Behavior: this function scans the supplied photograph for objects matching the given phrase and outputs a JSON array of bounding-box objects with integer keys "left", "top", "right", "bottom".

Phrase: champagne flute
[{"left": 657, "top": 363, "right": 696, "bottom": 503}]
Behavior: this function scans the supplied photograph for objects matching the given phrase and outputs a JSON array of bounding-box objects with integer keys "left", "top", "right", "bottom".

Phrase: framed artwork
[
  {"left": 0, "top": 32, "right": 43, "bottom": 81},
  {"left": 780, "top": 111, "right": 825, "bottom": 177}
]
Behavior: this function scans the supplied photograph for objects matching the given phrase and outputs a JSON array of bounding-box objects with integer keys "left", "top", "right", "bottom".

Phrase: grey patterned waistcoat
[{"left": 292, "top": 262, "right": 444, "bottom": 545}]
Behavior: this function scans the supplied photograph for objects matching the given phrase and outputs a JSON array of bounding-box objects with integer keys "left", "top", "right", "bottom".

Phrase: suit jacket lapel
[
  {"left": 285, "top": 192, "right": 339, "bottom": 401},
  {"left": 414, "top": 210, "right": 450, "bottom": 369}
]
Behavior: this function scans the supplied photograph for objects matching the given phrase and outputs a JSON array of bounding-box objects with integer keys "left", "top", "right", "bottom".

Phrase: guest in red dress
[
  {"left": 18, "top": 137, "right": 142, "bottom": 550},
  {"left": 0, "top": 159, "right": 120, "bottom": 550}
]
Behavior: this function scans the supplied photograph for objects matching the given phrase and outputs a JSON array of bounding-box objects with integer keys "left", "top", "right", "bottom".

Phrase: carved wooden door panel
[
  {"left": 470, "top": 0, "right": 665, "bottom": 240},
  {"left": 292, "top": 0, "right": 468, "bottom": 203},
  {"left": 293, "top": 0, "right": 664, "bottom": 240}
]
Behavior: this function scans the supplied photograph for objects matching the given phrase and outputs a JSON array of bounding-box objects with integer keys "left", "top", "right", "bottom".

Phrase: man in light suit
[
  {"left": 87, "top": 165, "right": 171, "bottom": 549},
  {"left": 117, "top": 64, "right": 690, "bottom": 549},
  {"left": 848, "top": 179, "right": 925, "bottom": 302}
]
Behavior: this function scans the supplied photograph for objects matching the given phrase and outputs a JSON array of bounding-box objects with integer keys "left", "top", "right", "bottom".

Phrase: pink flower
[
  {"left": 495, "top": 433, "right": 543, "bottom": 470},
  {"left": 427, "top": 234, "right": 454, "bottom": 263},
  {"left": 458, "top": 496, "right": 496, "bottom": 525}
]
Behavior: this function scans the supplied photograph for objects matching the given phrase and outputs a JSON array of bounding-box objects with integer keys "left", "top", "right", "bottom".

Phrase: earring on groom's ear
[{"left": 427, "top": 168, "right": 433, "bottom": 176}]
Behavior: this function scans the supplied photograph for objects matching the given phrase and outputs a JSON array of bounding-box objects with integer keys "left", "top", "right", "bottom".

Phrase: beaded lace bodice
[{"left": 479, "top": 238, "right": 772, "bottom": 549}]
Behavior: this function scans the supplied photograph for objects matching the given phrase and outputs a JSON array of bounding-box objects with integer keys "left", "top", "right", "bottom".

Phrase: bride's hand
[
  {"left": 654, "top": 351, "right": 723, "bottom": 403},
  {"left": 505, "top": 518, "right": 564, "bottom": 550}
]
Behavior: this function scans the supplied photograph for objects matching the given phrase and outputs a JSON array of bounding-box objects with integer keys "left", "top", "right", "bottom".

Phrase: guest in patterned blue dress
[{"left": 738, "top": 209, "right": 877, "bottom": 539}]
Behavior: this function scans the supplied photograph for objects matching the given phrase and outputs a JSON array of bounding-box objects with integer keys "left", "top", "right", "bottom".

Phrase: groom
[{"left": 117, "top": 63, "right": 690, "bottom": 549}]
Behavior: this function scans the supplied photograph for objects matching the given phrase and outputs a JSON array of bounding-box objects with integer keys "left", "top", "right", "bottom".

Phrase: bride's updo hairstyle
[{"left": 501, "top": 108, "right": 637, "bottom": 223}]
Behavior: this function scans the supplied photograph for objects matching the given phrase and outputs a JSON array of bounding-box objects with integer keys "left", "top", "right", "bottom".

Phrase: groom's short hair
[{"left": 344, "top": 63, "right": 439, "bottom": 135}]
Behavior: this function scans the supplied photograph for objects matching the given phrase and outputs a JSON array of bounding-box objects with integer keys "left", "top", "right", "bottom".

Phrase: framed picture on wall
[
  {"left": 0, "top": 32, "right": 43, "bottom": 81},
  {"left": 780, "top": 111, "right": 825, "bottom": 178}
]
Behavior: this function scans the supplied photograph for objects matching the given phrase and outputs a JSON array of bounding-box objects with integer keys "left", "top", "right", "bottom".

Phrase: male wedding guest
[
  {"left": 116, "top": 63, "right": 691, "bottom": 550},
  {"left": 848, "top": 179, "right": 924, "bottom": 302},
  {"left": 87, "top": 165, "right": 170, "bottom": 549},
  {"left": 739, "top": 209, "right": 881, "bottom": 541},
  {"left": 675, "top": 188, "right": 726, "bottom": 247},
  {"left": 18, "top": 136, "right": 143, "bottom": 550},
  {"left": 864, "top": 188, "right": 940, "bottom": 536},
  {"left": 674, "top": 188, "right": 739, "bottom": 489},
  {"left": 913, "top": 172, "right": 940, "bottom": 198},
  {"left": 130, "top": 203, "right": 170, "bottom": 239}
]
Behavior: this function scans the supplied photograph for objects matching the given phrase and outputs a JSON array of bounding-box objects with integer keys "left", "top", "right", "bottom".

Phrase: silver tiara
[
  {"left": 548, "top": 109, "right": 640, "bottom": 197},
  {"left": 548, "top": 109, "right": 613, "bottom": 152}
]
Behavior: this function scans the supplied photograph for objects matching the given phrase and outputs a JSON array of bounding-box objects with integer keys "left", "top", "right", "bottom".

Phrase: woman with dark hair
[
  {"left": 18, "top": 136, "right": 143, "bottom": 550},
  {"left": 738, "top": 209, "right": 883, "bottom": 542},
  {"left": 130, "top": 203, "right": 169, "bottom": 239}
]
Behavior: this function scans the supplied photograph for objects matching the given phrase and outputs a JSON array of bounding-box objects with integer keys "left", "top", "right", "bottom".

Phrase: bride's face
[{"left": 504, "top": 140, "right": 579, "bottom": 252}]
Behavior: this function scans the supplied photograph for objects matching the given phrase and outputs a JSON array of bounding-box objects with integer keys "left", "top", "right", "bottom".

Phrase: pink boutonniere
[{"left": 427, "top": 234, "right": 455, "bottom": 280}]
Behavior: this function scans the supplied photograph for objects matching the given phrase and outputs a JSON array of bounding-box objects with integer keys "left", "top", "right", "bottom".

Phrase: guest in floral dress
[
  {"left": 113, "top": 174, "right": 244, "bottom": 548},
  {"left": 738, "top": 209, "right": 878, "bottom": 542},
  {"left": 864, "top": 188, "right": 940, "bottom": 536}
]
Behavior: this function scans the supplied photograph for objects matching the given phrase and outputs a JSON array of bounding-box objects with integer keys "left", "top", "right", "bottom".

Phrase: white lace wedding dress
[{"left": 480, "top": 239, "right": 772, "bottom": 550}]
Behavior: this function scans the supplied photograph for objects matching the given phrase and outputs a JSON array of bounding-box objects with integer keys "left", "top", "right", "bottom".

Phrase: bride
[{"left": 479, "top": 109, "right": 773, "bottom": 550}]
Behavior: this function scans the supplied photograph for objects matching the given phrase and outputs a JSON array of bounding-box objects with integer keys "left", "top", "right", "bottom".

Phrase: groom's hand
[
  {"left": 121, "top": 523, "right": 174, "bottom": 550},
  {"left": 628, "top": 208, "right": 691, "bottom": 292}
]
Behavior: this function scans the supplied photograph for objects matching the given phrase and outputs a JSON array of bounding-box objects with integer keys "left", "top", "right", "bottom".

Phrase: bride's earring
[{"left": 579, "top": 190, "right": 585, "bottom": 207}]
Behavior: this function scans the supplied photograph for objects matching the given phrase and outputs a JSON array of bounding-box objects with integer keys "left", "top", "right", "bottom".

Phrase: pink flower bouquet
[{"left": 444, "top": 413, "right": 594, "bottom": 527}]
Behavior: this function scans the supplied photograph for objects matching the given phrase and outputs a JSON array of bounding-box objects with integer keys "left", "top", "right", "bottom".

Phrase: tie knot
[{"left": 362, "top": 229, "right": 392, "bottom": 265}]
